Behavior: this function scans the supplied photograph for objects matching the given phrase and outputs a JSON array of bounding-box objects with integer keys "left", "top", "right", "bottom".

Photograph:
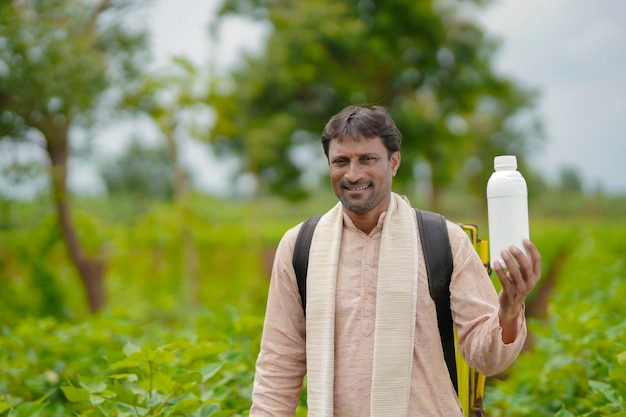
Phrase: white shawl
[{"left": 305, "top": 193, "right": 419, "bottom": 416}]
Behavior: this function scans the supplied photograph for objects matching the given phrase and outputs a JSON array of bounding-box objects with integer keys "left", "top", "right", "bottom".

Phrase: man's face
[{"left": 328, "top": 135, "right": 400, "bottom": 216}]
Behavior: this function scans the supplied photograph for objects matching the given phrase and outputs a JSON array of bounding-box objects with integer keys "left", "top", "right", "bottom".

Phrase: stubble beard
[{"left": 336, "top": 183, "right": 378, "bottom": 215}]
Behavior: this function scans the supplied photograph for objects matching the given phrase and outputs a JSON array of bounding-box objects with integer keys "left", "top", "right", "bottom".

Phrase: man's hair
[{"left": 321, "top": 105, "right": 402, "bottom": 158}]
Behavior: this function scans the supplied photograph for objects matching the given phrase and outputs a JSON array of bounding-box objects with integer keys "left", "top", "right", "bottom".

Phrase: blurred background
[{"left": 1, "top": 1, "right": 625, "bottom": 416}]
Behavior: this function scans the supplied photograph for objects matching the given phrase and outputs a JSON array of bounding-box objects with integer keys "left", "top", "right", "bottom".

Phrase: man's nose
[{"left": 345, "top": 161, "right": 363, "bottom": 182}]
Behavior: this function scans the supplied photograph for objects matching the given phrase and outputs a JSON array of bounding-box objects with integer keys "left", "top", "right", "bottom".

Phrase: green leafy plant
[
  {"left": 2, "top": 194, "right": 626, "bottom": 416},
  {"left": 0, "top": 307, "right": 263, "bottom": 416},
  {"left": 486, "top": 221, "right": 626, "bottom": 416}
]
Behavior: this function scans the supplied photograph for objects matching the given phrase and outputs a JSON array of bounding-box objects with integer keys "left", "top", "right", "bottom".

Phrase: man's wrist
[
  {"left": 499, "top": 302, "right": 523, "bottom": 323},
  {"left": 498, "top": 302, "right": 524, "bottom": 344}
]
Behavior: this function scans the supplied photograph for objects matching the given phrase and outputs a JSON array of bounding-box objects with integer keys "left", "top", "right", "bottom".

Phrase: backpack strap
[
  {"left": 292, "top": 214, "right": 322, "bottom": 316},
  {"left": 292, "top": 210, "right": 457, "bottom": 392},
  {"left": 416, "top": 209, "right": 457, "bottom": 394}
]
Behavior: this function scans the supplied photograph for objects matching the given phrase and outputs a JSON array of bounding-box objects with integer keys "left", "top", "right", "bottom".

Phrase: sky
[
  {"left": 84, "top": 0, "right": 271, "bottom": 197},
  {"left": 478, "top": 0, "right": 626, "bottom": 193},
  {"left": 135, "top": 0, "right": 626, "bottom": 194},
  {"left": 3, "top": 0, "right": 625, "bottom": 197}
]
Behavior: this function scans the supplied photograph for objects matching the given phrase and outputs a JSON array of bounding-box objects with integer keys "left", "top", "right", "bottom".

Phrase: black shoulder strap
[
  {"left": 416, "top": 209, "right": 457, "bottom": 393},
  {"left": 292, "top": 215, "right": 322, "bottom": 316},
  {"left": 293, "top": 210, "right": 457, "bottom": 392}
]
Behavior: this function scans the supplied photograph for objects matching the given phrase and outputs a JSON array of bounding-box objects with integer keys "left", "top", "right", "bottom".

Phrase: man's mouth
[{"left": 344, "top": 183, "right": 370, "bottom": 191}]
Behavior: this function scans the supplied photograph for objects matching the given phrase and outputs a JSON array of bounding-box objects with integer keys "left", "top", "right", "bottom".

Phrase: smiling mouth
[{"left": 344, "top": 183, "right": 370, "bottom": 191}]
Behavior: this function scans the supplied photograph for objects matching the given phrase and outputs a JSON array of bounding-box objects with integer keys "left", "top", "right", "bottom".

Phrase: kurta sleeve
[
  {"left": 447, "top": 222, "right": 527, "bottom": 376},
  {"left": 250, "top": 225, "right": 307, "bottom": 417}
]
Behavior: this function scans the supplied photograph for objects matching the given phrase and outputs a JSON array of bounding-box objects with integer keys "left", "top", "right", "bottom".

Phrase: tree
[
  {"left": 0, "top": 0, "right": 148, "bottom": 313},
  {"left": 209, "top": 0, "right": 542, "bottom": 209},
  {"left": 122, "top": 57, "right": 213, "bottom": 305},
  {"left": 99, "top": 137, "right": 175, "bottom": 201},
  {"left": 558, "top": 165, "right": 584, "bottom": 193},
  {"left": 123, "top": 57, "right": 213, "bottom": 204}
]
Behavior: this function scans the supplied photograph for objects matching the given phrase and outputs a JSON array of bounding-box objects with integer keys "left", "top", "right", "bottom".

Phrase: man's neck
[{"left": 344, "top": 208, "right": 386, "bottom": 235}]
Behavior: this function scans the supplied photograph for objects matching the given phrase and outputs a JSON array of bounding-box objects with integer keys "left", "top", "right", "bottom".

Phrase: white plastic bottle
[{"left": 487, "top": 155, "right": 529, "bottom": 269}]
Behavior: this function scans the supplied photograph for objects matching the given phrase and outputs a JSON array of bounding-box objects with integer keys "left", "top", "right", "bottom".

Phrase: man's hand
[{"left": 494, "top": 239, "right": 541, "bottom": 343}]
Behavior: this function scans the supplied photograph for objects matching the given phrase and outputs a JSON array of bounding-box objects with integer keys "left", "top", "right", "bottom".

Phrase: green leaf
[
  {"left": 123, "top": 341, "right": 141, "bottom": 356},
  {"left": 89, "top": 393, "right": 107, "bottom": 405},
  {"left": 112, "top": 380, "right": 141, "bottom": 406},
  {"left": 111, "top": 354, "right": 142, "bottom": 369},
  {"left": 617, "top": 351, "right": 626, "bottom": 366},
  {"left": 7, "top": 401, "right": 46, "bottom": 417},
  {"left": 224, "top": 349, "right": 244, "bottom": 363},
  {"left": 589, "top": 380, "right": 618, "bottom": 403},
  {"left": 209, "top": 410, "right": 237, "bottom": 417},
  {"left": 172, "top": 370, "right": 203, "bottom": 384},
  {"left": 0, "top": 402, "right": 13, "bottom": 414},
  {"left": 79, "top": 375, "right": 108, "bottom": 393},
  {"left": 151, "top": 371, "right": 175, "bottom": 392},
  {"left": 609, "top": 366, "right": 626, "bottom": 382},
  {"left": 554, "top": 407, "right": 575, "bottom": 417},
  {"left": 109, "top": 373, "right": 139, "bottom": 382},
  {"left": 201, "top": 362, "right": 224, "bottom": 382},
  {"left": 61, "top": 385, "right": 91, "bottom": 403},
  {"left": 146, "top": 346, "right": 175, "bottom": 364},
  {"left": 207, "top": 385, "right": 231, "bottom": 401},
  {"left": 197, "top": 403, "right": 221, "bottom": 416},
  {"left": 172, "top": 398, "right": 203, "bottom": 413}
]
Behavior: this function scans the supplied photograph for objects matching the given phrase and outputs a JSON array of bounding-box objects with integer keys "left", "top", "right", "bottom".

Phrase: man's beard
[{"left": 337, "top": 181, "right": 378, "bottom": 214}]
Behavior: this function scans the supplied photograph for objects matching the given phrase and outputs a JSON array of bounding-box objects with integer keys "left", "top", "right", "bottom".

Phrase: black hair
[{"left": 321, "top": 105, "right": 402, "bottom": 158}]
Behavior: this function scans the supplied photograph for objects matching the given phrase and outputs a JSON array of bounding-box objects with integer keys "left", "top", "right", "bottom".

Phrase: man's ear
[{"left": 391, "top": 151, "right": 401, "bottom": 176}]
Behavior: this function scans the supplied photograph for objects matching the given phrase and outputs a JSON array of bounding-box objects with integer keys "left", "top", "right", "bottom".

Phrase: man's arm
[
  {"left": 494, "top": 239, "right": 542, "bottom": 344},
  {"left": 250, "top": 226, "right": 307, "bottom": 417},
  {"left": 448, "top": 224, "right": 529, "bottom": 376}
]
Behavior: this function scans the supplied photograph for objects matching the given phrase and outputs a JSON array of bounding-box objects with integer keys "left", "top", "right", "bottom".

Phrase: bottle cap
[{"left": 494, "top": 155, "right": 517, "bottom": 170}]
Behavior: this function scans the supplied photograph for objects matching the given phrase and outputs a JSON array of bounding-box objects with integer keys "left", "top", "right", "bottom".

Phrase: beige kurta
[{"left": 250, "top": 204, "right": 526, "bottom": 417}]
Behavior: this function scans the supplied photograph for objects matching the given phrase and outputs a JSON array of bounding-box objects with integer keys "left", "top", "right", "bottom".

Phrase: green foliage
[
  {"left": 0, "top": 0, "right": 152, "bottom": 314},
  {"left": 486, "top": 220, "right": 626, "bottom": 416},
  {"left": 99, "top": 138, "right": 175, "bottom": 201},
  {"left": 558, "top": 165, "right": 584, "bottom": 193},
  {"left": 0, "top": 195, "right": 271, "bottom": 322},
  {"left": 210, "top": 0, "right": 542, "bottom": 206},
  {"left": 0, "top": 307, "right": 263, "bottom": 416},
  {"left": 2, "top": 194, "right": 626, "bottom": 416},
  {"left": 0, "top": 0, "right": 148, "bottom": 137},
  {"left": 0, "top": 214, "right": 77, "bottom": 320},
  {"left": 119, "top": 56, "right": 213, "bottom": 205},
  {"left": 534, "top": 192, "right": 626, "bottom": 219}
]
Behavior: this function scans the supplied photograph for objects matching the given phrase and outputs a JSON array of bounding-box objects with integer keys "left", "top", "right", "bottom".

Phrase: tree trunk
[
  {"left": 164, "top": 117, "right": 199, "bottom": 305},
  {"left": 164, "top": 118, "right": 187, "bottom": 204},
  {"left": 45, "top": 124, "right": 105, "bottom": 313}
]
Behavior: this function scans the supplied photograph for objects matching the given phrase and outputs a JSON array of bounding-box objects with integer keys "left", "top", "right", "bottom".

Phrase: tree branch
[{"left": 81, "top": 0, "right": 112, "bottom": 34}]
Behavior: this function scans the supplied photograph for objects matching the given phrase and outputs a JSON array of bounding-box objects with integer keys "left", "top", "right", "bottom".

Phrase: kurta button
[
  {"left": 363, "top": 264, "right": 370, "bottom": 271},
  {"left": 364, "top": 293, "right": 369, "bottom": 300}
]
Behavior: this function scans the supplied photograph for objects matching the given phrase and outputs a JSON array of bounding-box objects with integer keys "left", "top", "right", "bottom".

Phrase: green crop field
[
  {"left": 0, "top": 194, "right": 624, "bottom": 416},
  {"left": 486, "top": 219, "right": 626, "bottom": 417}
]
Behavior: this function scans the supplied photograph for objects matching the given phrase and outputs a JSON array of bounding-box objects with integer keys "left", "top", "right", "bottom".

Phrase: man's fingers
[
  {"left": 510, "top": 245, "right": 534, "bottom": 283},
  {"left": 501, "top": 247, "right": 529, "bottom": 300},
  {"left": 501, "top": 247, "right": 523, "bottom": 283},
  {"left": 523, "top": 239, "right": 542, "bottom": 277},
  {"left": 494, "top": 259, "right": 511, "bottom": 289},
  {"left": 496, "top": 241, "right": 542, "bottom": 313},
  {"left": 494, "top": 259, "right": 506, "bottom": 277}
]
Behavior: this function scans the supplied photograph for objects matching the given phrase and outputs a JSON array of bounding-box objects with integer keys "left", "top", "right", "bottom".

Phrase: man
[{"left": 250, "top": 105, "right": 541, "bottom": 417}]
